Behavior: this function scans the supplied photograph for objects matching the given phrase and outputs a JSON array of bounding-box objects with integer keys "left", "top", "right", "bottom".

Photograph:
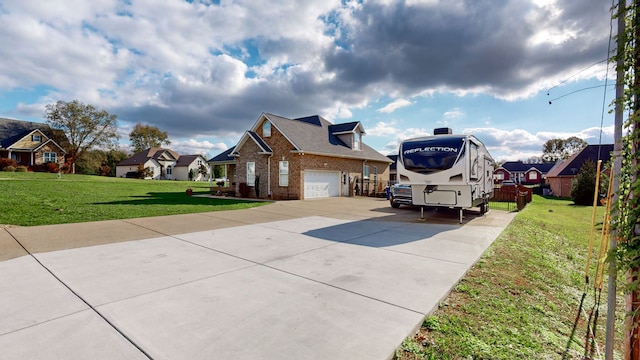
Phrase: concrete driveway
[{"left": 0, "top": 197, "right": 515, "bottom": 360}]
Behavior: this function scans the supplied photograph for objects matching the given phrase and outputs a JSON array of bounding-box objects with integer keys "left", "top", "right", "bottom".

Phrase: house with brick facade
[
  {"left": 493, "top": 161, "right": 556, "bottom": 185},
  {"left": 0, "top": 118, "right": 67, "bottom": 169},
  {"left": 546, "top": 144, "right": 613, "bottom": 197},
  {"left": 210, "top": 113, "right": 392, "bottom": 200}
]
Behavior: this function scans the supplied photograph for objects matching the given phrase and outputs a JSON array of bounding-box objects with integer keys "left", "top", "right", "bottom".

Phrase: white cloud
[
  {"left": 377, "top": 99, "right": 412, "bottom": 114},
  {"left": 366, "top": 121, "right": 400, "bottom": 136}
]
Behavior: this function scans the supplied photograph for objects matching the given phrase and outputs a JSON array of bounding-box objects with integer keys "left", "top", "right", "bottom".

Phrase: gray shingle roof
[
  {"left": 263, "top": 113, "right": 391, "bottom": 163},
  {"left": 0, "top": 118, "right": 52, "bottom": 149},
  {"left": 116, "top": 147, "right": 179, "bottom": 166}
]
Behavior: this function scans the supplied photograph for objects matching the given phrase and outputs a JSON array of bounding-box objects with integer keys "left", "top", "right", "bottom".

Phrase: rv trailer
[{"left": 391, "top": 128, "right": 495, "bottom": 222}]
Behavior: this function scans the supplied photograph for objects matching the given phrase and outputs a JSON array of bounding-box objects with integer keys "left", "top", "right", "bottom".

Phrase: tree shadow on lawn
[{"left": 93, "top": 192, "right": 259, "bottom": 206}]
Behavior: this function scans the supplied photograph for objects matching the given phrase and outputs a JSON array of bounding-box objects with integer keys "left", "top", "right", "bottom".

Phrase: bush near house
[{"left": 0, "top": 158, "right": 17, "bottom": 170}]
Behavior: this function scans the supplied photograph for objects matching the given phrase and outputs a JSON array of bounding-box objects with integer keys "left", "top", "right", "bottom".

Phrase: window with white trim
[
  {"left": 529, "top": 171, "right": 538, "bottom": 180},
  {"left": 32, "top": 134, "right": 42, "bottom": 142},
  {"left": 166, "top": 166, "right": 172, "bottom": 175},
  {"left": 363, "top": 164, "right": 370, "bottom": 179},
  {"left": 247, "top": 162, "right": 256, "bottom": 186},
  {"left": 279, "top": 161, "right": 288, "bottom": 186},
  {"left": 43, "top": 152, "right": 57, "bottom": 163},
  {"left": 263, "top": 121, "right": 271, "bottom": 137},
  {"left": 353, "top": 133, "right": 361, "bottom": 150}
]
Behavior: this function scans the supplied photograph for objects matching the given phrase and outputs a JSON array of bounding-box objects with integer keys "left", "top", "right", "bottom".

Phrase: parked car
[
  {"left": 501, "top": 180, "right": 516, "bottom": 187},
  {"left": 390, "top": 184, "right": 413, "bottom": 208}
]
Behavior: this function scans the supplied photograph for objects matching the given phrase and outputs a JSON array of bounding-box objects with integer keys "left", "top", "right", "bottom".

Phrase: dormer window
[
  {"left": 353, "top": 133, "right": 361, "bottom": 150},
  {"left": 32, "top": 134, "right": 42, "bottom": 142},
  {"left": 263, "top": 121, "right": 271, "bottom": 137}
]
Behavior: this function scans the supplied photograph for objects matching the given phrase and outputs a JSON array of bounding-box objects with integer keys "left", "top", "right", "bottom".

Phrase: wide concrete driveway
[{"left": 0, "top": 197, "right": 515, "bottom": 360}]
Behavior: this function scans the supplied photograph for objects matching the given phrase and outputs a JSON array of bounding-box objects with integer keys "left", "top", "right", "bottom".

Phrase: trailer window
[
  {"left": 470, "top": 142, "right": 479, "bottom": 180},
  {"left": 400, "top": 137, "right": 465, "bottom": 174}
]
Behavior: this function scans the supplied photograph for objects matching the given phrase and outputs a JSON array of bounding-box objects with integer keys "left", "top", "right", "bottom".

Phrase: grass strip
[{"left": 395, "top": 195, "right": 625, "bottom": 359}]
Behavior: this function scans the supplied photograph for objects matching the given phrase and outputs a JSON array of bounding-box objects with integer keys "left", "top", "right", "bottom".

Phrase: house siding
[
  {"left": 548, "top": 176, "right": 573, "bottom": 197},
  {"left": 235, "top": 117, "right": 390, "bottom": 200}
]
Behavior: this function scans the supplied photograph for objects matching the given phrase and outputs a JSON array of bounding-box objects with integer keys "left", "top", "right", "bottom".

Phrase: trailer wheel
[
  {"left": 479, "top": 199, "right": 488, "bottom": 215},
  {"left": 390, "top": 199, "right": 400, "bottom": 208}
]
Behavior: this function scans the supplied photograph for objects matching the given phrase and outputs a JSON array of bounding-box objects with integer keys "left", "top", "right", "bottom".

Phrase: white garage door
[{"left": 304, "top": 170, "right": 341, "bottom": 199}]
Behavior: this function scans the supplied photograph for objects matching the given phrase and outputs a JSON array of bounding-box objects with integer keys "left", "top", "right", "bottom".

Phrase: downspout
[
  {"left": 267, "top": 154, "right": 273, "bottom": 197},
  {"left": 362, "top": 159, "right": 367, "bottom": 196}
]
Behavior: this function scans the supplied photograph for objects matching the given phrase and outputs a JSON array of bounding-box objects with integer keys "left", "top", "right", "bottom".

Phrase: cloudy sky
[{"left": 0, "top": 0, "right": 617, "bottom": 161}]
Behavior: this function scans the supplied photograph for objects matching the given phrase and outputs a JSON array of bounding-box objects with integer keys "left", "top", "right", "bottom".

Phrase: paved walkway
[{"left": 0, "top": 197, "right": 516, "bottom": 359}]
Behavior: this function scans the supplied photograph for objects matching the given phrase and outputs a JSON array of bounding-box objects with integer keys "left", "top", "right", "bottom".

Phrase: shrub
[
  {"left": 0, "top": 158, "right": 17, "bottom": 170},
  {"left": 16, "top": 166, "right": 28, "bottom": 172},
  {"left": 571, "top": 160, "right": 605, "bottom": 206},
  {"left": 4, "top": 165, "right": 16, "bottom": 172}
]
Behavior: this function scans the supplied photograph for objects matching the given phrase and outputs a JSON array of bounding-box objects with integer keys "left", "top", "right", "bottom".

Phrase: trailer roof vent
[{"left": 433, "top": 127, "right": 453, "bottom": 135}]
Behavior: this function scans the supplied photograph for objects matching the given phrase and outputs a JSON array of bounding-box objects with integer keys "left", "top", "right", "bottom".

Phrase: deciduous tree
[
  {"left": 44, "top": 100, "right": 119, "bottom": 173},
  {"left": 129, "top": 123, "right": 171, "bottom": 153},
  {"left": 542, "top": 137, "right": 588, "bottom": 162}
]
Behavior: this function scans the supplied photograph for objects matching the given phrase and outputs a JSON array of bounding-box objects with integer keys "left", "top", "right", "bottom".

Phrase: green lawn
[
  {"left": 0, "top": 172, "right": 267, "bottom": 226},
  {"left": 396, "top": 195, "right": 625, "bottom": 359}
]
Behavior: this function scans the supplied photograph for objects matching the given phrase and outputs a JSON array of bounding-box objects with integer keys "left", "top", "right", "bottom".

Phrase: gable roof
[
  {"left": 499, "top": 161, "right": 556, "bottom": 174},
  {"left": 0, "top": 118, "right": 68, "bottom": 153},
  {"left": 0, "top": 118, "right": 52, "bottom": 149},
  {"left": 208, "top": 146, "right": 236, "bottom": 163},
  {"left": 242, "top": 113, "right": 391, "bottom": 163},
  {"left": 117, "top": 147, "right": 180, "bottom": 166},
  {"left": 175, "top": 154, "right": 205, "bottom": 167},
  {"left": 546, "top": 144, "right": 614, "bottom": 177}
]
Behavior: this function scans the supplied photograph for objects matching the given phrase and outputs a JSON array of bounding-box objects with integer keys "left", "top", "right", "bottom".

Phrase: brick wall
[{"left": 235, "top": 117, "right": 391, "bottom": 200}]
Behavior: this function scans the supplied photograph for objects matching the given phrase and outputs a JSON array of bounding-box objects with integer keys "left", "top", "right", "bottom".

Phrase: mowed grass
[
  {"left": 395, "top": 195, "right": 625, "bottom": 359},
  {"left": 0, "top": 172, "right": 267, "bottom": 226}
]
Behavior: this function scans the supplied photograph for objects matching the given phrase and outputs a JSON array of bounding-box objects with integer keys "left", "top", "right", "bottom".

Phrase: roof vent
[{"left": 434, "top": 127, "right": 453, "bottom": 135}]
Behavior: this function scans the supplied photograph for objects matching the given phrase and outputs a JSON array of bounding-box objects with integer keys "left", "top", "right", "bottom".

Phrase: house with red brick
[
  {"left": 493, "top": 161, "right": 556, "bottom": 185},
  {"left": 546, "top": 144, "right": 613, "bottom": 197},
  {"left": 209, "top": 113, "right": 392, "bottom": 200}
]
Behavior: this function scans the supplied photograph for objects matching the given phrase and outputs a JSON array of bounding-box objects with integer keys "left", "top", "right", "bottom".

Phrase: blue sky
[{"left": 0, "top": 0, "right": 616, "bottom": 162}]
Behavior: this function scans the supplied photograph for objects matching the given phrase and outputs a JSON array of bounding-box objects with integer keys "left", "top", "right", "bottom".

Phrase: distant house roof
[
  {"left": 0, "top": 118, "right": 68, "bottom": 150},
  {"left": 499, "top": 161, "right": 556, "bottom": 174},
  {"left": 247, "top": 113, "right": 391, "bottom": 163},
  {"left": 117, "top": 147, "right": 180, "bottom": 166},
  {"left": 546, "top": 144, "right": 614, "bottom": 178},
  {"left": 208, "top": 146, "right": 236, "bottom": 163},
  {"left": 175, "top": 154, "right": 205, "bottom": 167}
]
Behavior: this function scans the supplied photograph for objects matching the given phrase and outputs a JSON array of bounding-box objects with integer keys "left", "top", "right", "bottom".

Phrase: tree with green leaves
[
  {"left": 129, "top": 123, "right": 171, "bottom": 153},
  {"left": 570, "top": 160, "right": 606, "bottom": 206},
  {"left": 44, "top": 100, "right": 119, "bottom": 173},
  {"left": 542, "top": 136, "right": 588, "bottom": 162}
]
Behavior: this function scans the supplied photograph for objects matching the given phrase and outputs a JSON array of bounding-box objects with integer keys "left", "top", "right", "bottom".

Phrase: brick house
[
  {"left": 493, "top": 161, "right": 556, "bottom": 185},
  {"left": 546, "top": 144, "right": 613, "bottom": 197},
  {"left": 0, "top": 118, "right": 67, "bottom": 169},
  {"left": 210, "top": 113, "right": 392, "bottom": 200}
]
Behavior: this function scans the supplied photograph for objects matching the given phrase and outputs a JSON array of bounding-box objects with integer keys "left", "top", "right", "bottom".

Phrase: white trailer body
[{"left": 396, "top": 130, "right": 495, "bottom": 214}]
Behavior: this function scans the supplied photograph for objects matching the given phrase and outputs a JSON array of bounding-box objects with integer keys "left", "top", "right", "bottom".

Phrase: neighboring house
[
  {"left": 546, "top": 144, "right": 614, "bottom": 197},
  {"left": 493, "top": 161, "right": 556, "bottom": 185},
  {"left": 210, "top": 112, "right": 392, "bottom": 200},
  {"left": 207, "top": 146, "right": 236, "bottom": 185},
  {"left": 116, "top": 147, "right": 208, "bottom": 181},
  {"left": 0, "top": 118, "right": 66, "bottom": 169},
  {"left": 387, "top": 154, "right": 398, "bottom": 185}
]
